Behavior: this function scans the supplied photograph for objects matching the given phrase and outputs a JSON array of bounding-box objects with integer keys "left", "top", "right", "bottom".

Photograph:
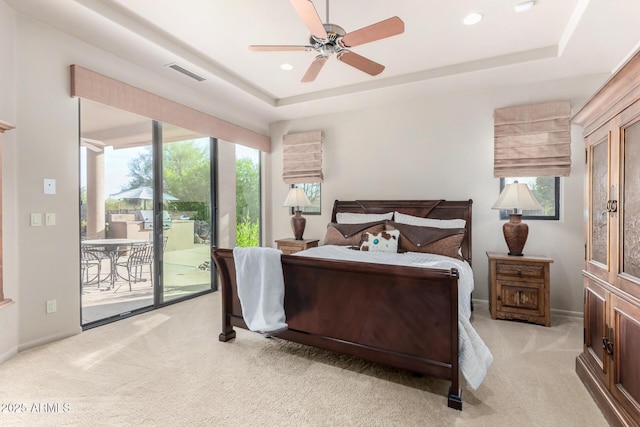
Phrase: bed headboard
[{"left": 330, "top": 200, "right": 473, "bottom": 265}]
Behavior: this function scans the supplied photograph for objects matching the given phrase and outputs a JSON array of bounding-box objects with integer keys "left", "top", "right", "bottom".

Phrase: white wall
[
  {"left": 1, "top": 8, "right": 255, "bottom": 351},
  {"left": 0, "top": 0, "right": 612, "bottom": 356},
  {"left": 268, "top": 76, "right": 605, "bottom": 314},
  {"left": 0, "top": 0, "right": 18, "bottom": 363}
]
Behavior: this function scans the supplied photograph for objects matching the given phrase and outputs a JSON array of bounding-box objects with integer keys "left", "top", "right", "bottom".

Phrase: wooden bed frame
[{"left": 211, "top": 200, "right": 473, "bottom": 410}]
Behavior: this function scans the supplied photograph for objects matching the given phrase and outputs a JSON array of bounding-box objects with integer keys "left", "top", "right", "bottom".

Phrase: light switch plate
[
  {"left": 30, "top": 213, "right": 42, "bottom": 227},
  {"left": 45, "top": 213, "right": 56, "bottom": 226},
  {"left": 44, "top": 178, "right": 56, "bottom": 195}
]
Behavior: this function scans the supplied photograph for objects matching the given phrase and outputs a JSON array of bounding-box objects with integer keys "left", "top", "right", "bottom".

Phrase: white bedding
[{"left": 293, "top": 245, "right": 493, "bottom": 390}]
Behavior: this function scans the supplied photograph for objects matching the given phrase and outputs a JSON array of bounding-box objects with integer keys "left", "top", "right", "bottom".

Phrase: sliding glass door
[
  {"left": 160, "top": 124, "right": 215, "bottom": 303},
  {"left": 79, "top": 99, "right": 215, "bottom": 327}
]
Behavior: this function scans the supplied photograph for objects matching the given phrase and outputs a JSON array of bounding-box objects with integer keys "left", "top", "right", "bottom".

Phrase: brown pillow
[
  {"left": 323, "top": 221, "right": 386, "bottom": 246},
  {"left": 385, "top": 221, "right": 466, "bottom": 260}
]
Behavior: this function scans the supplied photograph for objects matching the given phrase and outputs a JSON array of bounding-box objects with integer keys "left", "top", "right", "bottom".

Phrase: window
[
  {"left": 290, "top": 183, "right": 321, "bottom": 215},
  {"left": 236, "top": 145, "right": 261, "bottom": 246},
  {"left": 499, "top": 177, "right": 559, "bottom": 220}
]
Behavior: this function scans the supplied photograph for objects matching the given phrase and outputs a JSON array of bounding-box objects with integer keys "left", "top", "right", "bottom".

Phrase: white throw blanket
[{"left": 233, "top": 247, "right": 288, "bottom": 336}]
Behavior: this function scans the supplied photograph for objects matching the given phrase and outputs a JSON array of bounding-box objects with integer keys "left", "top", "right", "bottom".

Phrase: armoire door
[
  {"left": 610, "top": 294, "right": 640, "bottom": 426},
  {"left": 618, "top": 116, "right": 640, "bottom": 301},
  {"left": 585, "top": 123, "right": 618, "bottom": 284},
  {"left": 583, "top": 275, "right": 611, "bottom": 385}
]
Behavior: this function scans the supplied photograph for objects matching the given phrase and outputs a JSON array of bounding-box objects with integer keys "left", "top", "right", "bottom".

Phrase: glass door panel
[
  {"left": 589, "top": 134, "right": 610, "bottom": 270},
  {"left": 80, "top": 100, "right": 155, "bottom": 325},
  {"left": 160, "top": 125, "right": 213, "bottom": 303},
  {"left": 622, "top": 120, "right": 640, "bottom": 279}
]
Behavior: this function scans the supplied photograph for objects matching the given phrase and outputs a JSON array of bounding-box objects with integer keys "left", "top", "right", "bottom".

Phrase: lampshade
[
  {"left": 283, "top": 187, "right": 311, "bottom": 241},
  {"left": 283, "top": 187, "right": 311, "bottom": 209},
  {"left": 491, "top": 182, "right": 542, "bottom": 212},
  {"left": 492, "top": 182, "right": 541, "bottom": 256}
]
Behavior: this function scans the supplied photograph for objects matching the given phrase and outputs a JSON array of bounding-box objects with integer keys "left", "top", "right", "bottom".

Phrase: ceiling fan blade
[
  {"left": 301, "top": 56, "right": 328, "bottom": 82},
  {"left": 337, "top": 51, "right": 385, "bottom": 76},
  {"left": 289, "top": 0, "right": 328, "bottom": 39},
  {"left": 341, "top": 16, "right": 405, "bottom": 47},
  {"left": 249, "top": 45, "right": 313, "bottom": 52}
]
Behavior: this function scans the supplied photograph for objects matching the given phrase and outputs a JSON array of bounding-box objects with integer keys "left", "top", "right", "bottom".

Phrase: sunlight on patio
[{"left": 81, "top": 243, "right": 213, "bottom": 324}]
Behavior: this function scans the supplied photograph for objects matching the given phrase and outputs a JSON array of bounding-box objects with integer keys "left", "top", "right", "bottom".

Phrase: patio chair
[
  {"left": 81, "top": 246, "right": 102, "bottom": 287},
  {"left": 116, "top": 241, "right": 154, "bottom": 291}
]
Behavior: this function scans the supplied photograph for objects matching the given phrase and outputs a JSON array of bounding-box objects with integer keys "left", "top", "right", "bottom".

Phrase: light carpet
[{"left": 0, "top": 292, "right": 607, "bottom": 426}]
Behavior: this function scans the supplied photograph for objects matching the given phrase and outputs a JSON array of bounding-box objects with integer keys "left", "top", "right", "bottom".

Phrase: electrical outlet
[{"left": 46, "top": 299, "right": 57, "bottom": 314}]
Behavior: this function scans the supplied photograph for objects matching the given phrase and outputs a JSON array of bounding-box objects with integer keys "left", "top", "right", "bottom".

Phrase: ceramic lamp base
[
  {"left": 503, "top": 213, "right": 528, "bottom": 256},
  {"left": 291, "top": 210, "right": 306, "bottom": 240}
]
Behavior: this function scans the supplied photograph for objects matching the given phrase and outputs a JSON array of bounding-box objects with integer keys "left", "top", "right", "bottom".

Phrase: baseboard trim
[
  {"left": 0, "top": 346, "right": 17, "bottom": 364},
  {"left": 472, "top": 298, "right": 582, "bottom": 318},
  {"left": 17, "top": 327, "right": 82, "bottom": 353},
  {"left": 551, "top": 307, "right": 582, "bottom": 318}
]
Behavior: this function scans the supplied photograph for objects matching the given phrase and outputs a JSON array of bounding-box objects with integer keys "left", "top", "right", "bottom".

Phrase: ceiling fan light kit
[{"left": 249, "top": 0, "right": 405, "bottom": 82}]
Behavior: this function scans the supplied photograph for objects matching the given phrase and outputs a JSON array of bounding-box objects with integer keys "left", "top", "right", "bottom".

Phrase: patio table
[{"left": 81, "top": 238, "right": 146, "bottom": 291}]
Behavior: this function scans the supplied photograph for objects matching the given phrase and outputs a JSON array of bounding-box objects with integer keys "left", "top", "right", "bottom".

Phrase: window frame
[
  {"left": 499, "top": 177, "right": 560, "bottom": 221},
  {"left": 290, "top": 183, "right": 321, "bottom": 215}
]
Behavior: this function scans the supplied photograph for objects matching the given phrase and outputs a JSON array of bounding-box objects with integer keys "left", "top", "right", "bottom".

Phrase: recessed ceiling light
[
  {"left": 463, "top": 12, "right": 483, "bottom": 26},
  {"left": 280, "top": 63, "right": 294, "bottom": 71},
  {"left": 515, "top": 1, "right": 535, "bottom": 12}
]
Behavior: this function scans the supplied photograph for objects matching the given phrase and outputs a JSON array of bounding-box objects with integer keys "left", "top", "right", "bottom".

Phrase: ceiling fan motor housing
[{"left": 310, "top": 23, "right": 347, "bottom": 54}]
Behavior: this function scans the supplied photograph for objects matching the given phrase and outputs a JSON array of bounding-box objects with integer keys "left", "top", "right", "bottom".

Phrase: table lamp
[
  {"left": 283, "top": 187, "right": 312, "bottom": 240},
  {"left": 491, "top": 181, "right": 542, "bottom": 256}
]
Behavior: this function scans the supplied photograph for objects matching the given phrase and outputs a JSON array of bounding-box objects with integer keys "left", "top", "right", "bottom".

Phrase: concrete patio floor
[{"left": 81, "top": 243, "right": 214, "bottom": 324}]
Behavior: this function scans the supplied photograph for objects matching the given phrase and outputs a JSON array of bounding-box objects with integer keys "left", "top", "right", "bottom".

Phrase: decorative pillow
[
  {"left": 359, "top": 230, "right": 400, "bottom": 252},
  {"left": 336, "top": 211, "right": 393, "bottom": 224},
  {"left": 385, "top": 222, "right": 465, "bottom": 259},
  {"left": 394, "top": 211, "right": 466, "bottom": 229},
  {"left": 323, "top": 221, "right": 386, "bottom": 246}
]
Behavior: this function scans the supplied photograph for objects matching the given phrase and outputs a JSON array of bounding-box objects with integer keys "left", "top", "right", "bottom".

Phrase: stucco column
[{"left": 86, "top": 149, "right": 106, "bottom": 238}]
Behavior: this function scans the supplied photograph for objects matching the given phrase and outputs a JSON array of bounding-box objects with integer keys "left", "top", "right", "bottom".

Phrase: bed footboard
[{"left": 211, "top": 247, "right": 462, "bottom": 409}]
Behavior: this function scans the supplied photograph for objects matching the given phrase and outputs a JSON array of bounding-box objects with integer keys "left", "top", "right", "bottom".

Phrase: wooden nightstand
[
  {"left": 487, "top": 252, "right": 553, "bottom": 327},
  {"left": 275, "top": 238, "right": 319, "bottom": 255}
]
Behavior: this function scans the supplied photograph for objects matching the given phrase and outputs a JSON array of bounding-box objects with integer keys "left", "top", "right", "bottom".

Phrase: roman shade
[
  {"left": 70, "top": 65, "right": 270, "bottom": 152},
  {"left": 282, "top": 131, "right": 323, "bottom": 184},
  {"left": 494, "top": 101, "right": 571, "bottom": 177}
]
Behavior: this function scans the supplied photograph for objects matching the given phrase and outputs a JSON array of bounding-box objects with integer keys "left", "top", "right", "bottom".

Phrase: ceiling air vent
[{"left": 166, "top": 63, "right": 206, "bottom": 82}]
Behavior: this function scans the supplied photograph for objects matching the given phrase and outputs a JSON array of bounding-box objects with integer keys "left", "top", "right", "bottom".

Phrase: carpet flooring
[{"left": 0, "top": 292, "right": 607, "bottom": 426}]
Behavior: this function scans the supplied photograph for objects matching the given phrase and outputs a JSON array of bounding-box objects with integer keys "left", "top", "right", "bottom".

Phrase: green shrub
[{"left": 236, "top": 216, "right": 259, "bottom": 247}]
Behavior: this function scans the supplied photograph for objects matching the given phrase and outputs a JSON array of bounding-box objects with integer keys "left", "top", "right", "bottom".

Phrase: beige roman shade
[
  {"left": 70, "top": 65, "right": 270, "bottom": 152},
  {"left": 282, "top": 131, "right": 323, "bottom": 184},
  {"left": 494, "top": 101, "right": 571, "bottom": 177}
]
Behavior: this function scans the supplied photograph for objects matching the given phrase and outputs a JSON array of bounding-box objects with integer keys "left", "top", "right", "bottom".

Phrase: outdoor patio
[{"left": 81, "top": 243, "right": 214, "bottom": 324}]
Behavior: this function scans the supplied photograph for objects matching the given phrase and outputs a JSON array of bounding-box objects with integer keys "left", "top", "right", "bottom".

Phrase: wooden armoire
[{"left": 572, "top": 51, "right": 640, "bottom": 427}]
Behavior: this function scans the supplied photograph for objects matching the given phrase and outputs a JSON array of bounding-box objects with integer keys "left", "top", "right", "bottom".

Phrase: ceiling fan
[{"left": 249, "top": 0, "right": 405, "bottom": 82}]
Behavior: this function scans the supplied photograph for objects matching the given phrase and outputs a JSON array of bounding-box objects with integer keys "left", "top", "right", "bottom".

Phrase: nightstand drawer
[
  {"left": 496, "top": 262, "right": 545, "bottom": 280},
  {"left": 496, "top": 280, "right": 544, "bottom": 315}
]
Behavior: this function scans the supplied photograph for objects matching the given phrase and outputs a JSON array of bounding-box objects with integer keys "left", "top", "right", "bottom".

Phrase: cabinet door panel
[
  {"left": 611, "top": 295, "right": 640, "bottom": 425},
  {"left": 620, "top": 119, "right": 640, "bottom": 301},
  {"left": 587, "top": 129, "right": 613, "bottom": 283},
  {"left": 584, "top": 275, "right": 609, "bottom": 384}
]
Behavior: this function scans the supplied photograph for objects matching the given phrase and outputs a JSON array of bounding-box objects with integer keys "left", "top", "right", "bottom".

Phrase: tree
[
  {"left": 236, "top": 157, "right": 259, "bottom": 224},
  {"left": 534, "top": 177, "right": 556, "bottom": 215},
  {"left": 126, "top": 147, "right": 153, "bottom": 189},
  {"left": 122, "top": 141, "right": 260, "bottom": 245}
]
